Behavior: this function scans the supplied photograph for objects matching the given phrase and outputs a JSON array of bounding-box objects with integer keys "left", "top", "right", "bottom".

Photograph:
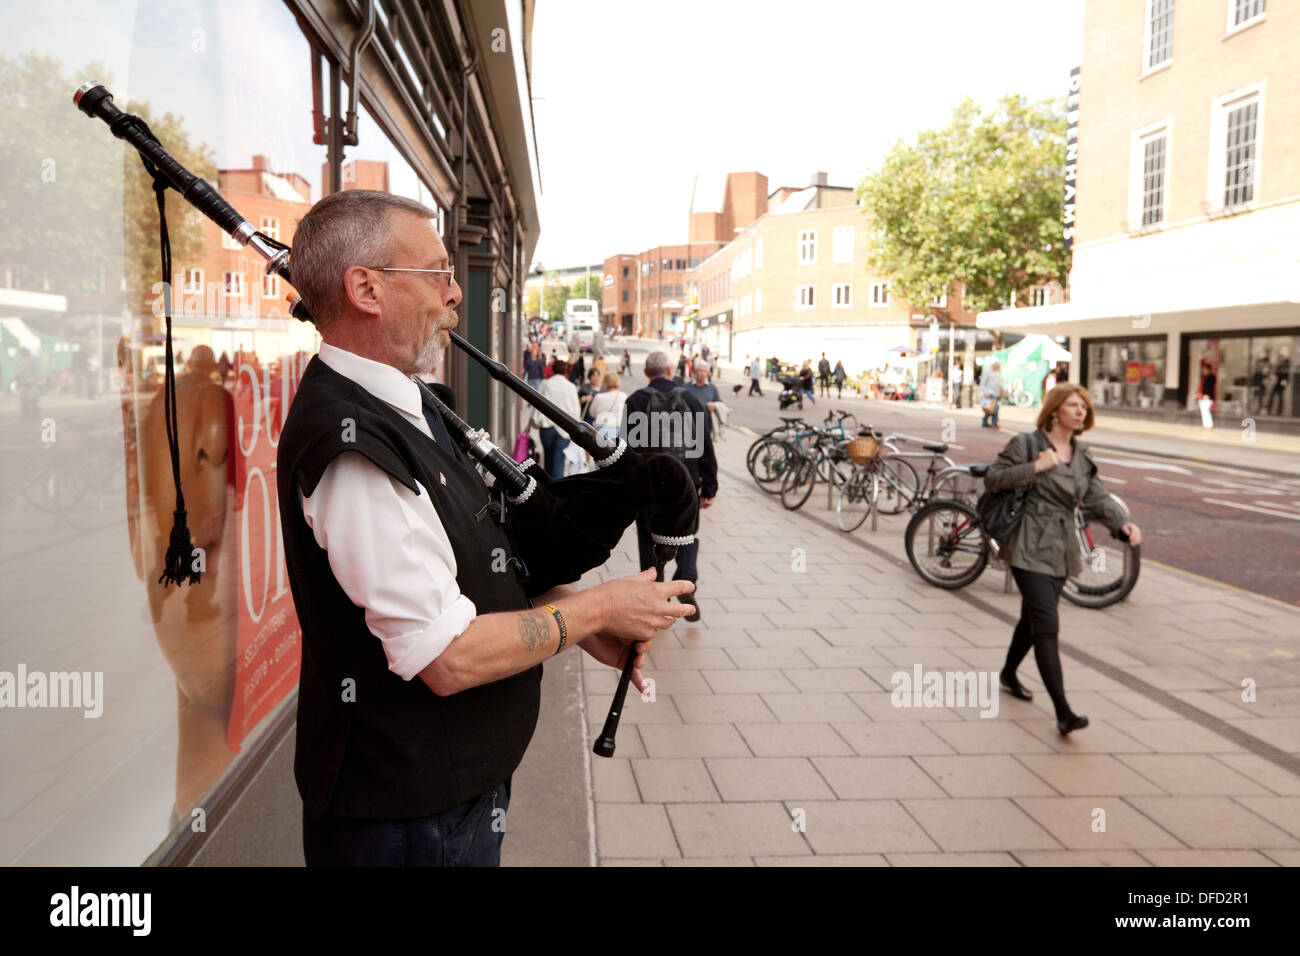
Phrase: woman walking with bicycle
[{"left": 986, "top": 384, "right": 1143, "bottom": 735}]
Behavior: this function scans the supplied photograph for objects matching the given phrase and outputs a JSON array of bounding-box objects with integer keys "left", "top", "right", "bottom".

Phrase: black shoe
[
  {"left": 683, "top": 589, "right": 700, "bottom": 623},
  {"left": 999, "top": 671, "right": 1033, "bottom": 701},
  {"left": 1057, "top": 714, "right": 1089, "bottom": 735}
]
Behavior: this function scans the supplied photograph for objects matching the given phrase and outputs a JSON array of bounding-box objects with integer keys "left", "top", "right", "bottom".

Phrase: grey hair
[
  {"left": 694, "top": 359, "right": 711, "bottom": 372},
  {"left": 290, "top": 189, "right": 439, "bottom": 327},
  {"left": 645, "top": 351, "right": 672, "bottom": 377}
]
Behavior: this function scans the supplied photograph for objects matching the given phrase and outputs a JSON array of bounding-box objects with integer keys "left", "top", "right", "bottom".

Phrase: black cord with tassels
[{"left": 136, "top": 127, "right": 201, "bottom": 586}]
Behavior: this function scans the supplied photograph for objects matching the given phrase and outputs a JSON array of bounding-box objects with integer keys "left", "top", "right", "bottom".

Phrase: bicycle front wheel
[
  {"left": 780, "top": 456, "right": 817, "bottom": 511},
  {"left": 749, "top": 438, "right": 793, "bottom": 493},
  {"left": 904, "top": 500, "right": 989, "bottom": 589},
  {"left": 834, "top": 468, "right": 874, "bottom": 531},
  {"left": 1063, "top": 528, "right": 1141, "bottom": 608},
  {"left": 874, "top": 455, "right": 919, "bottom": 515}
]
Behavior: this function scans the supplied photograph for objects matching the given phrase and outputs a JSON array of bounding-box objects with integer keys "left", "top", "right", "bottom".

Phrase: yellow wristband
[{"left": 542, "top": 603, "right": 567, "bottom": 654}]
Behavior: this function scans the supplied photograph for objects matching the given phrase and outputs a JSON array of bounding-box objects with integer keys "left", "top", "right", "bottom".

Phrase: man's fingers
[{"left": 663, "top": 579, "right": 696, "bottom": 597}]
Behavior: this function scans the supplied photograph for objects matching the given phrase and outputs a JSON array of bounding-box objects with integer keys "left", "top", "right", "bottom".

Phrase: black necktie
[{"left": 414, "top": 379, "right": 455, "bottom": 455}]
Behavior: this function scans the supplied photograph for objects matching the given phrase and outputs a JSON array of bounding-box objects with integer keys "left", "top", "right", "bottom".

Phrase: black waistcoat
[{"left": 277, "top": 357, "right": 540, "bottom": 821}]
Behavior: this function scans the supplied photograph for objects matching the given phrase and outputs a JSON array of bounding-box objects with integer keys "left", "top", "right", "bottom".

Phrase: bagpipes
[{"left": 73, "top": 81, "right": 697, "bottom": 757}]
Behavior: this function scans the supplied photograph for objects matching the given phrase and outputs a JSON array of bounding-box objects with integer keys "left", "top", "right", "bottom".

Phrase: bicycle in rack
[{"left": 902, "top": 491, "right": 1140, "bottom": 608}]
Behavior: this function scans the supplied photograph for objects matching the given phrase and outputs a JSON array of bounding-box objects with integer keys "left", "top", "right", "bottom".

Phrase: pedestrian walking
[
  {"left": 818, "top": 353, "right": 831, "bottom": 397},
  {"left": 951, "top": 362, "right": 964, "bottom": 408},
  {"left": 685, "top": 358, "right": 726, "bottom": 439},
  {"left": 984, "top": 384, "right": 1142, "bottom": 735},
  {"left": 587, "top": 371, "right": 627, "bottom": 442},
  {"left": 798, "top": 360, "right": 817, "bottom": 406},
  {"left": 768, "top": 355, "right": 780, "bottom": 382},
  {"left": 537, "top": 357, "right": 581, "bottom": 477},
  {"left": 832, "top": 360, "right": 846, "bottom": 399},
  {"left": 619, "top": 348, "right": 632, "bottom": 375},
  {"left": 523, "top": 343, "right": 545, "bottom": 391},
  {"left": 748, "top": 355, "right": 763, "bottom": 396},
  {"left": 624, "top": 352, "right": 717, "bottom": 622},
  {"left": 980, "top": 359, "right": 1004, "bottom": 428},
  {"left": 1196, "top": 359, "right": 1217, "bottom": 429}
]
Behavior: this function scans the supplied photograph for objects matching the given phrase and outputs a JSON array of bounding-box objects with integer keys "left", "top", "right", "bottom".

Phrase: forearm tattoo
[{"left": 518, "top": 610, "right": 552, "bottom": 653}]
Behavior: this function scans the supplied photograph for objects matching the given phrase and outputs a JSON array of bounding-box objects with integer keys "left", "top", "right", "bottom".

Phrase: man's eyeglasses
[{"left": 369, "top": 265, "right": 456, "bottom": 286}]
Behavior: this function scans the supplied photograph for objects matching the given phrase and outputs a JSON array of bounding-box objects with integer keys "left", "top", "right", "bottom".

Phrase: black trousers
[
  {"left": 748, "top": 377, "right": 763, "bottom": 396},
  {"left": 1005, "top": 567, "right": 1074, "bottom": 721}
]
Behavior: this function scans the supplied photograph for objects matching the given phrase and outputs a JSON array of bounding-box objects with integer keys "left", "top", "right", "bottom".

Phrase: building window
[
  {"left": 1140, "top": 131, "right": 1168, "bottom": 225},
  {"left": 870, "top": 282, "right": 889, "bottom": 307},
  {"left": 224, "top": 271, "right": 244, "bottom": 298},
  {"left": 622, "top": 266, "right": 629, "bottom": 278},
  {"left": 755, "top": 238, "right": 762, "bottom": 269},
  {"left": 798, "top": 230, "right": 817, "bottom": 265},
  {"left": 1224, "top": 98, "right": 1258, "bottom": 209},
  {"left": 1030, "top": 286, "right": 1048, "bottom": 307},
  {"left": 1144, "top": 0, "right": 1174, "bottom": 71},
  {"left": 221, "top": 231, "right": 241, "bottom": 251},
  {"left": 930, "top": 291, "right": 946, "bottom": 307},
  {"left": 833, "top": 283, "right": 851, "bottom": 308},
  {"left": 183, "top": 268, "right": 204, "bottom": 293},
  {"left": 1085, "top": 337, "right": 1168, "bottom": 410},
  {"left": 833, "top": 226, "right": 854, "bottom": 264},
  {"left": 259, "top": 216, "right": 279, "bottom": 240},
  {"left": 756, "top": 289, "right": 762, "bottom": 312},
  {"left": 797, "top": 285, "right": 815, "bottom": 309},
  {"left": 622, "top": 290, "right": 629, "bottom": 303},
  {"left": 263, "top": 273, "right": 279, "bottom": 298},
  {"left": 1229, "top": 0, "right": 1265, "bottom": 31},
  {"left": 662, "top": 258, "right": 672, "bottom": 270}
]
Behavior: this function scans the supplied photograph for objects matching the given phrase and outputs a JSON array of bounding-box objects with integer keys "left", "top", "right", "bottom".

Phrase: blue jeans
[
  {"left": 981, "top": 396, "right": 1000, "bottom": 427},
  {"left": 302, "top": 777, "right": 512, "bottom": 867},
  {"left": 540, "top": 426, "right": 570, "bottom": 478}
]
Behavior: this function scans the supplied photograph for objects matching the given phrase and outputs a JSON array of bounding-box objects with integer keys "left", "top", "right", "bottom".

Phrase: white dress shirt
[
  {"left": 534, "top": 374, "right": 581, "bottom": 430},
  {"left": 299, "top": 343, "right": 476, "bottom": 681}
]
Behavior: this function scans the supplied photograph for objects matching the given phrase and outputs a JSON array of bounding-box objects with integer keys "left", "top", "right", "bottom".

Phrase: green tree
[
  {"left": 541, "top": 271, "right": 570, "bottom": 320},
  {"left": 0, "top": 54, "right": 214, "bottom": 314},
  {"left": 857, "top": 94, "right": 1070, "bottom": 316},
  {"left": 568, "top": 274, "right": 601, "bottom": 303}
]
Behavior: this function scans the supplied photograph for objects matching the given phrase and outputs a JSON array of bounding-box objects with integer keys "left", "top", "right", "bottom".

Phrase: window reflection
[{"left": 0, "top": 0, "right": 324, "bottom": 864}]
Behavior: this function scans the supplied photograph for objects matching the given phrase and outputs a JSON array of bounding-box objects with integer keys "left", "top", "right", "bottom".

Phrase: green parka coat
[{"left": 983, "top": 429, "right": 1129, "bottom": 578}]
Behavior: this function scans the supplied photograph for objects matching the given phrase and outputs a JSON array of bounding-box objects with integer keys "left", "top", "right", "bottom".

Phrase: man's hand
[
  {"left": 699, "top": 496, "right": 716, "bottom": 509},
  {"left": 579, "top": 632, "right": 652, "bottom": 693},
  {"left": 1120, "top": 522, "right": 1143, "bottom": 546},
  {"left": 597, "top": 569, "right": 695, "bottom": 642}
]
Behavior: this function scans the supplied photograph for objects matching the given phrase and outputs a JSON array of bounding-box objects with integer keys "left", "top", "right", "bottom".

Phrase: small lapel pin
[{"left": 439, "top": 472, "right": 447, "bottom": 486}]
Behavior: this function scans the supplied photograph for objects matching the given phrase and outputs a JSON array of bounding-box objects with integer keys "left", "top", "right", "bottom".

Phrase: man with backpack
[{"left": 623, "top": 351, "right": 718, "bottom": 622}]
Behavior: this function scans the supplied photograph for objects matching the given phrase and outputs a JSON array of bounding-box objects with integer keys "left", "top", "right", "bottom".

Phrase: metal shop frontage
[{"left": 0, "top": 0, "right": 539, "bottom": 865}]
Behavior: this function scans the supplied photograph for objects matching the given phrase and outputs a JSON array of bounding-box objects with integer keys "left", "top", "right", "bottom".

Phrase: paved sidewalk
[{"left": 573, "top": 426, "right": 1300, "bottom": 865}]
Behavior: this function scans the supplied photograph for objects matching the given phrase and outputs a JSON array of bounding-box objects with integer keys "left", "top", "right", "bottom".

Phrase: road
[{"left": 603, "top": 338, "right": 1300, "bottom": 607}]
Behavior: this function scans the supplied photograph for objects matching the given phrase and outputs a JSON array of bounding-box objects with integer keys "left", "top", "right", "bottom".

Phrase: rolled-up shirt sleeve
[{"left": 300, "top": 451, "right": 476, "bottom": 681}]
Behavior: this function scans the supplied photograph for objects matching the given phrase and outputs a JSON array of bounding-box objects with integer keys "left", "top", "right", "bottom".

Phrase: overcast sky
[{"left": 529, "top": 0, "right": 1086, "bottom": 270}]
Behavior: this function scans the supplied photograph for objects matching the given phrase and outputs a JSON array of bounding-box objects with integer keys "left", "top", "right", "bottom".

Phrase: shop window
[{"left": 1086, "top": 338, "right": 1167, "bottom": 409}]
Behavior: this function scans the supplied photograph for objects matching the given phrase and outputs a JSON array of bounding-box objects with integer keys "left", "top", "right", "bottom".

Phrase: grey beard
[{"left": 412, "top": 327, "right": 445, "bottom": 375}]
